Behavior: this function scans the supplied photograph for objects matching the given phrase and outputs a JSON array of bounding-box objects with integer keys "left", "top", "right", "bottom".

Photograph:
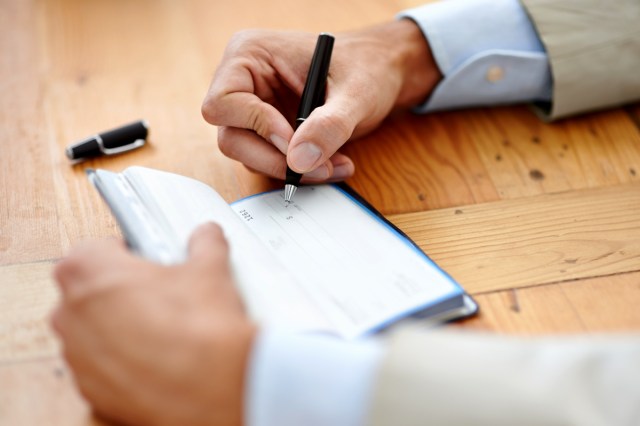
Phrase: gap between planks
[{"left": 389, "top": 183, "right": 640, "bottom": 294}]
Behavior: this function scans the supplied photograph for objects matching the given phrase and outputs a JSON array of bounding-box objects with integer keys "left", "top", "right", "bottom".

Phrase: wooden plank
[
  {"left": 456, "top": 272, "right": 640, "bottom": 335},
  {"left": 457, "top": 285, "right": 587, "bottom": 335},
  {"left": 563, "top": 109, "right": 640, "bottom": 187},
  {"left": 464, "top": 106, "right": 640, "bottom": 198},
  {"left": 0, "top": 358, "right": 103, "bottom": 426},
  {"left": 339, "top": 102, "right": 640, "bottom": 214},
  {"left": 0, "top": 261, "right": 59, "bottom": 364},
  {"left": 343, "top": 110, "right": 501, "bottom": 214},
  {"left": 558, "top": 271, "right": 640, "bottom": 332},
  {"left": 390, "top": 183, "right": 640, "bottom": 293},
  {"left": 0, "top": 0, "right": 63, "bottom": 265},
  {"left": 188, "top": 0, "right": 404, "bottom": 36}
]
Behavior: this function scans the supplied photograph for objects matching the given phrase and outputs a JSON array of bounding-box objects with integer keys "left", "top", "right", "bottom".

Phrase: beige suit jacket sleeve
[
  {"left": 368, "top": 327, "right": 640, "bottom": 425},
  {"left": 519, "top": 0, "right": 640, "bottom": 119}
]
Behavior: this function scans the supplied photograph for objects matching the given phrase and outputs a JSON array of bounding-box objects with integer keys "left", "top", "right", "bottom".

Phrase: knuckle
[
  {"left": 201, "top": 89, "right": 228, "bottom": 125},
  {"left": 49, "top": 307, "right": 65, "bottom": 335},
  {"left": 316, "top": 111, "right": 355, "bottom": 143},
  {"left": 201, "top": 96, "right": 219, "bottom": 124},
  {"left": 244, "top": 161, "right": 286, "bottom": 180},
  {"left": 53, "top": 256, "right": 80, "bottom": 287},
  {"left": 268, "top": 160, "right": 287, "bottom": 180},
  {"left": 247, "top": 103, "right": 269, "bottom": 137},
  {"left": 217, "top": 127, "right": 237, "bottom": 158},
  {"left": 227, "top": 29, "right": 264, "bottom": 52},
  {"left": 348, "top": 82, "right": 379, "bottom": 118}
]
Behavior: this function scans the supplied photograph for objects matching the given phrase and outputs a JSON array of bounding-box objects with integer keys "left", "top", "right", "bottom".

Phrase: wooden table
[{"left": 2, "top": 0, "right": 639, "bottom": 424}]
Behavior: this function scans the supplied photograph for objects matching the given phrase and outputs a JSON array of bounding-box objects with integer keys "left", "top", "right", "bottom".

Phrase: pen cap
[
  {"left": 296, "top": 34, "right": 334, "bottom": 121},
  {"left": 67, "top": 138, "right": 101, "bottom": 159},
  {"left": 66, "top": 120, "right": 149, "bottom": 160},
  {"left": 100, "top": 120, "right": 148, "bottom": 149}
]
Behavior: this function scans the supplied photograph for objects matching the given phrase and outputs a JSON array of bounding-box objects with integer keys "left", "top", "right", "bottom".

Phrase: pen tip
[{"left": 284, "top": 184, "right": 297, "bottom": 203}]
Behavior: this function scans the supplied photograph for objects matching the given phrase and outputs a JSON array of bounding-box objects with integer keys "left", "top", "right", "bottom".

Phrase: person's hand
[
  {"left": 202, "top": 19, "right": 441, "bottom": 182},
  {"left": 51, "top": 223, "right": 256, "bottom": 426}
]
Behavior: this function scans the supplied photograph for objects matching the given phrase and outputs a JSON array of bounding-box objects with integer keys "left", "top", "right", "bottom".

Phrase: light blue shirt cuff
[
  {"left": 246, "top": 331, "right": 384, "bottom": 426},
  {"left": 399, "top": 0, "right": 552, "bottom": 112}
]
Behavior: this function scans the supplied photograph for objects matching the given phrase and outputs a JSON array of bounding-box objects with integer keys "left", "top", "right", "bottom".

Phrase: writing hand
[{"left": 202, "top": 19, "right": 441, "bottom": 182}]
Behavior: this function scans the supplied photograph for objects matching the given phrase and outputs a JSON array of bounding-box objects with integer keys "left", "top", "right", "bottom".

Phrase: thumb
[
  {"left": 186, "top": 222, "right": 244, "bottom": 311},
  {"left": 187, "top": 222, "right": 231, "bottom": 271},
  {"left": 287, "top": 95, "right": 357, "bottom": 174}
]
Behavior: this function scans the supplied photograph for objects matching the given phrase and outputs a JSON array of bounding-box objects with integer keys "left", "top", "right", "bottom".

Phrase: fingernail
[
  {"left": 305, "top": 165, "right": 330, "bottom": 180},
  {"left": 330, "top": 162, "right": 354, "bottom": 180},
  {"left": 270, "top": 134, "right": 289, "bottom": 154},
  {"left": 289, "top": 142, "right": 322, "bottom": 172}
]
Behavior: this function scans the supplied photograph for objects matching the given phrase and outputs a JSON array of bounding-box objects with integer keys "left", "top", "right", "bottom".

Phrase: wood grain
[
  {"left": 457, "top": 271, "right": 640, "bottom": 335},
  {"left": 0, "top": 0, "right": 63, "bottom": 264},
  {"left": 343, "top": 110, "right": 502, "bottom": 214},
  {"left": 0, "top": 358, "right": 104, "bottom": 426},
  {"left": 467, "top": 107, "right": 640, "bottom": 196},
  {"left": 0, "top": 261, "right": 59, "bottom": 364},
  {"left": 390, "top": 183, "right": 640, "bottom": 293}
]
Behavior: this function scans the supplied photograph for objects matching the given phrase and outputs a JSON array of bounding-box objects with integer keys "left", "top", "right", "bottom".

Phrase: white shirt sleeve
[
  {"left": 246, "top": 331, "right": 384, "bottom": 426},
  {"left": 399, "top": 0, "right": 552, "bottom": 112}
]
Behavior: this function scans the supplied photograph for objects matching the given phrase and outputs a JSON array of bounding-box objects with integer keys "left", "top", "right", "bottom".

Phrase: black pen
[
  {"left": 66, "top": 120, "right": 148, "bottom": 161},
  {"left": 284, "top": 33, "right": 335, "bottom": 203}
]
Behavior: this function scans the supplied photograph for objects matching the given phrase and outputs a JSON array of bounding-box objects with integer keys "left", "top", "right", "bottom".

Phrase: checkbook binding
[{"left": 88, "top": 166, "right": 477, "bottom": 339}]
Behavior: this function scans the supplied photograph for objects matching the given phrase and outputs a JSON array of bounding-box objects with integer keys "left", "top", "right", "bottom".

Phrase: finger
[
  {"left": 202, "top": 63, "right": 294, "bottom": 152},
  {"left": 50, "top": 306, "right": 66, "bottom": 337},
  {"left": 218, "top": 126, "right": 290, "bottom": 179},
  {"left": 219, "top": 126, "right": 352, "bottom": 182},
  {"left": 187, "top": 223, "right": 230, "bottom": 271},
  {"left": 186, "top": 223, "right": 246, "bottom": 311},
  {"left": 287, "top": 93, "right": 362, "bottom": 174},
  {"left": 53, "top": 239, "right": 129, "bottom": 300},
  {"left": 325, "top": 153, "right": 355, "bottom": 182},
  {"left": 295, "top": 152, "right": 355, "bottom": 183}
]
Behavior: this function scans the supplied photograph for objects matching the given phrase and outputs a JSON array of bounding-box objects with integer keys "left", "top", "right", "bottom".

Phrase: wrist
[{"left": 391, "top": 18, "right": 442, "bottom": 108}]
